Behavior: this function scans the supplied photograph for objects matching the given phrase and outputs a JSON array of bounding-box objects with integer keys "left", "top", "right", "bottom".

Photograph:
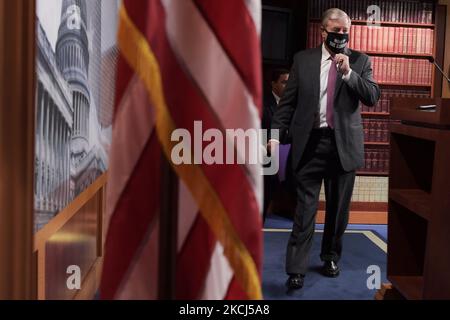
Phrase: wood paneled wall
[
  {"left": 0, "top": 0, "right": 35, "bottom": 300},
  {"left": 0, "top": 0, "right": 108, "bottom": 300}
]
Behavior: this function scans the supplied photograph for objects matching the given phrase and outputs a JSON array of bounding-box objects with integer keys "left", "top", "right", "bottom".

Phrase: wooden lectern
[{"left": 388, "top": 98, "right": 450, "bottom": 299}]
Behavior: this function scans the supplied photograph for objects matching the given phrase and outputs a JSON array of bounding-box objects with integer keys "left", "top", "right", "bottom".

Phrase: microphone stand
[
  {"left": 434, "top": 62, "right": 450, "bottom": 84},
  {"left": 428, "top": 57, "right": 450, "bottom": 84}
]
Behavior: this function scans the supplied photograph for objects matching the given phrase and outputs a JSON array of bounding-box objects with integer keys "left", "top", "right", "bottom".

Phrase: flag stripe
[
  {"left": 192, "top": 0, "right": 262, "bottom": 110},
  {"left": 177, "top": 181, "right": 199, "bottom": 252},
  {"left": 114, "top": 54, "right": 135, "bottom": 117},
  {"left": 161, "top": 0, "right": 263, "bottom": 212},
  {"left": 117, "top": 2, "right": 262, "bottom": 299},
  {"left": 176, "top": 214, "right": 216, "bottom": 299},
  {"left": 104, "top": 76, "right": 156, "bottom": 234},
  {"left": 100, "top": 131, "right": 161, "bottom": 299},
  {"left": 243, "top": 0, "right": 262, "bottom": 35},
  {"left": 200, "top": 243, "right": 234, "bottom": 300},
  {"left": 116, "top": 215, "right": 160, "bottom": 300},
  {"left": 225, "top": 277, "right": 249, "bottom": 300},
  {"left": 177, "top": 182, "right": 223, "bottom": 299}
]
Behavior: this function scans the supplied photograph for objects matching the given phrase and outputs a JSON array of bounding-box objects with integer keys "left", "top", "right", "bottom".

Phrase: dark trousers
[{"left": 286, "top": 128, "right": 356, "bottom": 275}]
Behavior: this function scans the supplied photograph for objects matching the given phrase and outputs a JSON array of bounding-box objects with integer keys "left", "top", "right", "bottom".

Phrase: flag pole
[{"left": 158, "top": 152, "right": 179, "bottom": 299}]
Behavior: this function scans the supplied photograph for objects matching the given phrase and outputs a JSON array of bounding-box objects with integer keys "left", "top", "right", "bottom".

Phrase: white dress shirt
[
  {"left": 272, "top": 91, "right": 281, "bottom": 105},
  {"left": 317, "top": 43, "right": 352, "bottom": 128}
]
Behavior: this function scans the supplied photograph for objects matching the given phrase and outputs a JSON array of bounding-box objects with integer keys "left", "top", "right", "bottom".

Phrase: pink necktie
[{"left": 326, "top": 56, "right": 337, "bottom": 129}]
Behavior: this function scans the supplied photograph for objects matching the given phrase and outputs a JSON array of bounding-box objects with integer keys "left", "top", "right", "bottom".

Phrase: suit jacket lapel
[
  {"left": 269, "top": 94, "right": 277, "bottom": 114},
  {"left": 312, "top": 46, "right": 322, "bottom": 105}
]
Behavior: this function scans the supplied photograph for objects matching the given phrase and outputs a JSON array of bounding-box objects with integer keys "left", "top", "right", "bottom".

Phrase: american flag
[{"left": 100, "top": 0, "right": 263, "bottom": 299}]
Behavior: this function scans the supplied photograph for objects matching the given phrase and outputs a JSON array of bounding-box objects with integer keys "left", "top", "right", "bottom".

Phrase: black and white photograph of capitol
[{"left": 35, "top": 0, "right": 119, "bottom": 231}]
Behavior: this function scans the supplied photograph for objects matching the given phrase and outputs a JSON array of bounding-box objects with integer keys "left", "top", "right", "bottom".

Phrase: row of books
[
  {"left": 371, "top": 57, "right": 433, "bottom": 85},
  {"left": 361, "top": 149, "right": 390, "bottom": 173},
  {"left": 308, "top": 23, "right": 434, "bottom": 55},
  {"left": 309, "top": 0, "right": 434, "bottom": 24},
  {"left": 361, "top": 89, "right": 430, "bottom": 113},
  {"left": 363, "top": 119, "right": 390, "bottom": 143}
]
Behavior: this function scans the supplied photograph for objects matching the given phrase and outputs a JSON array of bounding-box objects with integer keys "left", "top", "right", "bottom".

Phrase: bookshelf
[
  {"left": 309, "top": 0, "right": 434, "bottom": 24},
  {"left": 310, "top": 18, "right": 435, "bottom": 28},
  {"left": 307, "top": 0, "right": 440, "bottom": 179},
  {"left": 361, "top": 112, "right": 389, "bottom": 116},
  {"left": 388, "top": 98, "right": 450, "bottom": 299}
]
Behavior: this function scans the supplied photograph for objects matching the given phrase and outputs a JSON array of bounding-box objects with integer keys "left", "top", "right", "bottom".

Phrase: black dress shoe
[
  {"left": 322, "top": 261, "right": 340, "bottom": 277},
  {"left": 286, "top": 274, "right": 305, "bottom": 290}
]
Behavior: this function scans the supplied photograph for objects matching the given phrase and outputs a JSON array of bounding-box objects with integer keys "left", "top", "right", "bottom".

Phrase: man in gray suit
[{"left": 268, "top": 8, "right": 380, "bottom": 290}]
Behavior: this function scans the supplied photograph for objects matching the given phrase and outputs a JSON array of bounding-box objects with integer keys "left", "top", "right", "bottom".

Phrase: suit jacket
[{"left": 271, "top": 46, "right": 381, "bottom": 172}]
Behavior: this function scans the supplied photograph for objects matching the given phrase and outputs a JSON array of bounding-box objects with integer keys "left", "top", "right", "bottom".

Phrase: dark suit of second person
[
  {"left": 270, "top": 8, "right": 380, "bottom": 288},
  {"left": 262, "top": 70, "right": 289, "bottom": 223}
]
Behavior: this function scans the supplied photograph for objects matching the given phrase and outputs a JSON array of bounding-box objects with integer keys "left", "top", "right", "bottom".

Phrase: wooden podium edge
[{"left": 375, "top": 283, "right": 406, "bottom": 300}]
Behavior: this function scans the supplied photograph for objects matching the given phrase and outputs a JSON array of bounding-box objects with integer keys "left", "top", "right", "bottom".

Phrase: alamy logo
[
  {"left": 366, "top": 265, "right": 381, "bottom": 290},
  {"left": 170, "top": 121, "right": 280, "bottom": 176},
  {"left": 67, "top": 5, "right": 81, "bottom": 30},
  {"left": 367, "top": 5, "right": 381, "bottom": 27},
  {"left": 66, "top": 265, "right": 81, "bottom": 290}
]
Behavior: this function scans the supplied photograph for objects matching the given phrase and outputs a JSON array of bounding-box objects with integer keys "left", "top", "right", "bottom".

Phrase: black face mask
[{"left": 324, "top": 30, "right": 349, "bottom": 54}]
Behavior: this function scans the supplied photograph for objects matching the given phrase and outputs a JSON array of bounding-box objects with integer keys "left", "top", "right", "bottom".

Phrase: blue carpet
[
  {"left": 264, "top": 214, "right": 388, "bottom": 241},
  {"left": 263, "top": 230, "right": 387, "bottom": 300}
]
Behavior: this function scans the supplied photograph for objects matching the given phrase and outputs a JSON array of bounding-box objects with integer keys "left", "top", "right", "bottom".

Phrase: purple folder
[{"left": 278, "top": 144, "right": 291, "bottom": 182}]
